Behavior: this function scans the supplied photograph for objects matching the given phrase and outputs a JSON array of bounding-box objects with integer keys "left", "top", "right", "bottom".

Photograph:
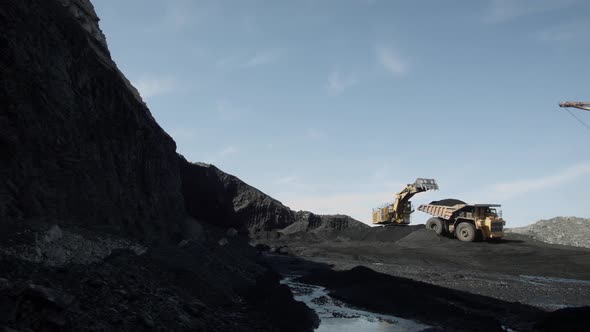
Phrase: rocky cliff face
[
  {"left": 0, "top": 0, "right": 366, "bottom": 244},
  {"left": 0, "top": 1, "right": 320, "bottom": 331},
  {"left": 179, "top": 157, "right": 369, "bottom": 236},
  {"left": 0, "top": 0, "right": 185, "bottom": 241},
  {"left": 179, "top": 157, "right": 296, "bottom": 233},
  {"left": 508, "top": 217, "right": 590, "bottom": 249}
]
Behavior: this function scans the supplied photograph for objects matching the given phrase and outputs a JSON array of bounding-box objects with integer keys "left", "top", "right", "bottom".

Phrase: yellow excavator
[{"left": 372, "top": 178, "right": 438, "bottom": 226}]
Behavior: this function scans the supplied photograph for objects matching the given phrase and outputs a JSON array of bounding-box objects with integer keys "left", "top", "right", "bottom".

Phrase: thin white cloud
[
  {"left": 166, "top": 7, "right": 193, "bottom": 29},
  {"left": 280, "top": 191, "right": 393, "bottom": 225},
  {"left": 215, "top": 100, "right": 248, "bottom": 120},
  {"left": 244, "top": 49, "right": 281, "bottom": 67},
  {"left": 275, "top": 176, "right": 298, "bottom": 185},
  {"left": 131, "top": 77, "right": 175, "bottom": 99},
  {"left": 215, "top": 55, "right": 238, "bottom": 69},
  {"left": 376, "top": 46, "right": 409, "bottom": 76},
  {"left": 161, "top": 0, "right": 213, "bottom": 30},
  {"left": 218, "top": 146, "right": 238, "bottom": 158},
  {"left": 273, "top": 175, "right": 314, "bottom": 192},
  {"left": 305, "top": 128, "right": 325, "bottom": 140},
  {"left": 484, "top": 0, "right": 577, "bottom": 23},
  {"left": 168, "top": 128, "right": 196, "bottom": 141},
  {"left": 326, "top": 71, "right": 357, "bottom": 95},
  {"left": 216, "top": 49, "right": 282, "bottom": 69},
  {"left": 534, "top": 21, "right": 584, "bottom": 42},
  {"left": 203, "top": 146, "right": 239, "bottom": 165},
  {"left": 489, "top": 162, "right": 590, "bottom": 199}
]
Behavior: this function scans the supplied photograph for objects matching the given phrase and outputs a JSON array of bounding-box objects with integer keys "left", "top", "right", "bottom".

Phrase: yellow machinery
[
  {"left": 418, "top": 202, "right": 505, "bottom": 242},
  {"left": 372, "top": 178, "right": 438, "bottom": 226}
]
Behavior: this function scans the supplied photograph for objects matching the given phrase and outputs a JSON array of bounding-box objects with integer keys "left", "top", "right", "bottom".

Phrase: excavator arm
[
  {"left": 391, "top": 179, "right": 439, "bottom": 222},
  {"left": 372, "top": 178, "right": 438, "bottom": 225}
]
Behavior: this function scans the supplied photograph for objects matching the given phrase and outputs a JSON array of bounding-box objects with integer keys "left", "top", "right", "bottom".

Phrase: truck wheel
[
  {"left": 426, "top": 217, "right": 444, "bottom": 235},
  {"left": 456, "top": 222, "right": 476, "bottom": 242}
]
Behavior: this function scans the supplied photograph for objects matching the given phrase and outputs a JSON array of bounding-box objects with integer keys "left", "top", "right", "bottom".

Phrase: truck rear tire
[
  {"left": 456, "top": 222, "right": 476, "bottom": 242},
  {"left": 426, "top": 217, "right": 444, "bottom": 235}
]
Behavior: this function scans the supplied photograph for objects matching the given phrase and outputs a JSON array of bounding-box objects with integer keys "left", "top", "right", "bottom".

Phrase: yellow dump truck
[
  {"left": 418, "top": 200, "right": 505, "bottom": 242},
  {"left": 372, "top": 178, "right": 438, "bottom": 226}
]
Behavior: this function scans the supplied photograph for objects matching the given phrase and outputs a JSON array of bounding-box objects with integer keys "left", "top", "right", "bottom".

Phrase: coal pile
[
  {"left": 429, "top": 198, "right": 466, "bottom": 206},
  {"left": 278, "top": 212, "right": 369, "bottom": 239},
  {"left": 179, "top": 158, "right": 295, "bottom": 234},
  {"left": 0, "top": 223, "right": 319, "bottom": 331},
  {"left": 179, "top": 159, "right": 369, "bottom": 237},
  {"left": 508, "top": 217, "right": 590, "bottom": 249},
  {"left": 394, "top": 228, "right": 446, "bottom": 248}
]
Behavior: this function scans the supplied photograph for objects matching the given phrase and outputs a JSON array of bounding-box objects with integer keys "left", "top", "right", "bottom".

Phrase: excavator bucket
[{"left": 414, "top": 178, "right": 438, "bottom": 191}]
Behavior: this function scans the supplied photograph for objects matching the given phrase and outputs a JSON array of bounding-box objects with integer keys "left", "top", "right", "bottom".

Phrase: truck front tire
[
  {"left": 456, "top": 222, "right": 476, "bottom": 242},
  {"left": 426, "top": 217, "right": 445, "bottom": 235}
]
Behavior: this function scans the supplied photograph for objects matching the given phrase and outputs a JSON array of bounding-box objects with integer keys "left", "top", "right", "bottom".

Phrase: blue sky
[{"left": 93, "top": 0, "right": 590, "bottom": 227}]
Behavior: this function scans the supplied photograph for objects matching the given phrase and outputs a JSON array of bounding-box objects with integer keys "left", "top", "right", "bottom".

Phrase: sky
[{"left": 93, "top": 0, "right": 590, "bottom": 227}]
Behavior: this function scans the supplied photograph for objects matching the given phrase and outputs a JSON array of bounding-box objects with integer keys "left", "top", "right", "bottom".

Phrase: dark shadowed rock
[
  {"left": 179, "top": 156, "right": 369, "bottom": 236},
  {"left": 281, "top": 211, "right": 369, "bottom": 237},
  {"left": 247, "top": 270, "right": 319, "bottom": 332},
  {"left": 0, "top": 0, "right": 185, "bottom": 242},
  {"left": 179, "top": 157, "right": 296, "bottom": 233},
  {"left": 534, "top": 306, "right": 590, "bottom": 332},
  {"left": 0, "top": 1, "right": 321, "bottom": 331}
]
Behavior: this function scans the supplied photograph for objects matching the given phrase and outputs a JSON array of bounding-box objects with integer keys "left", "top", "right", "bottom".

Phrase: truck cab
[{"left": 471, "top": 205, "right": 505, "bottom": 240}]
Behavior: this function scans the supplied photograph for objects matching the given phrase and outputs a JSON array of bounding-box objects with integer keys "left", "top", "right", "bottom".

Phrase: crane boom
[{"left": 559, "top": 101, "right": 590, "bottom": 111}]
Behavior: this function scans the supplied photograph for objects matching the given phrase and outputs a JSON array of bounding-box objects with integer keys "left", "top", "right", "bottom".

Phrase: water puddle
[
  {"left": 514, "top": 275, "right": 590, "bottom": 309},
  {"left": 282, "top": 277, "right": 432, "bottom": 332},
  {"left": 519, "top": 275, "right": 590, "bottom": 286}
]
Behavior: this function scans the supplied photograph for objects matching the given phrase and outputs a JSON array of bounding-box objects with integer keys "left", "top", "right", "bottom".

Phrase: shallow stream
[{"left": 282, "top": 277, "right": 433, "bottom": 332}]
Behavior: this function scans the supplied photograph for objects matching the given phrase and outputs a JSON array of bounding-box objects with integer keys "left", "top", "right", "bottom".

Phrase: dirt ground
[
  {"left": 259, "top": 226, "right": 590, "bottom": 331},
  {"left": 267, "top": 228, "right": 590, "bottom": 310}
]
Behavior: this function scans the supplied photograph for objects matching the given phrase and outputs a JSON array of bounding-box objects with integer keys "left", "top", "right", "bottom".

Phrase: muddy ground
[{"left": 259, "top": 226, "right": 590, "bottom": 331}]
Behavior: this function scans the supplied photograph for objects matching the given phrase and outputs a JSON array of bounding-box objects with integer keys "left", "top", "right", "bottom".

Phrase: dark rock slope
[
  {"left": 283, "top": 212, "right": 369, "bottom": 234},
  {"left": 179, "top": 158, "right": 369, "bottom": 235},
  {"left": 0, "top": 0, "right": 185, "bottom": 241},
  {"left": 179, "top": 158, "right": 295, "bottom": 233},
  {"left": 0, "top": 1, "right": 319, "bottom": 331}
]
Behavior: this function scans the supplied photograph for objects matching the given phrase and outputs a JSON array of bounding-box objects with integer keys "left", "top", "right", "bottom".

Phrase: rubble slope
[
  {"left": 508, "top": 217, "right": 590, "bottom": 249},
  {"left": 179, "top": 158, "right": 295, "bottom": 233}
]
